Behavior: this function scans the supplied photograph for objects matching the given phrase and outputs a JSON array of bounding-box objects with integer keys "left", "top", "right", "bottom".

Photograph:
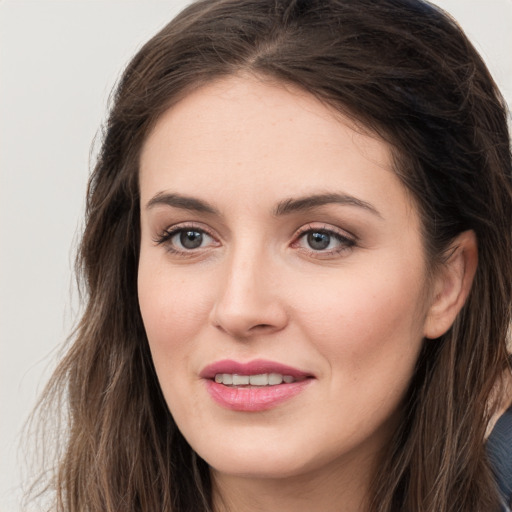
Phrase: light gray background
[{"left": 1, "top": 1, "right": 511, "bottom": 510}]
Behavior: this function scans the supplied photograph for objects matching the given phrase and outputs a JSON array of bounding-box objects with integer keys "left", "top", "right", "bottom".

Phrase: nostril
[
  {"left": 210, "top": 287, "right": 288, "bottom": 338},
  {"left": 249, "top": 323, "right": 275, "bottom": 332}
]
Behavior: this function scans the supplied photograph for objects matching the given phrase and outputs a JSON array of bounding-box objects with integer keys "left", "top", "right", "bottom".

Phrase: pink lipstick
[{"left": 200, "top": 359, "right": 314, "bottom": 412}]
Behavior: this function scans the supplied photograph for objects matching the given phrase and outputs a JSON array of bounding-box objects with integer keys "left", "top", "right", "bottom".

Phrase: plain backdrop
[{"left": 1, "top": 1, "right": 511, "bottom": 510}]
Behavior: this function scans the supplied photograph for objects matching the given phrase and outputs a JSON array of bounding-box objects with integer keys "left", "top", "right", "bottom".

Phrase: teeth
[
  {"left": 268, "top": 373, "right": 283, "bottom": 385},
  {"left": 232, "top": 374, "right": 250, "bottom": 386},
  {"left": 214, "top": 373, "right": 296, "bottom": 387},
  {"left": 215, "top": 374, "right": 234, "bottom": 384},
  {"left": 222, "top": 374, "right": 233, "bottom": 385},
  {"left": 249, "top": 374, "right": 268, "bottom": 386}
]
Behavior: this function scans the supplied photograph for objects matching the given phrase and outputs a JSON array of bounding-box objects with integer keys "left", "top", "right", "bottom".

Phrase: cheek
[
  {"left": 291, "top": 261, "right": 427, "bottom": 388},
  {"left": 137, "top": 262, "right": 217, "bottom": 424},
  {"left": 137, "top": 259, "right": 211, "bottom": 372}
]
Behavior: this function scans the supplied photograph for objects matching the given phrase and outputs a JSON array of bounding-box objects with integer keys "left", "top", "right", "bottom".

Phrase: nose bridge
[{"left": 210, "top": 235, "right": 287, "bottom": 338}]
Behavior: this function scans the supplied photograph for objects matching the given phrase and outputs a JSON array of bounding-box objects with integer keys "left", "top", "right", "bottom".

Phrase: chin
[
  {"left": 208, "top": 455, "right": 310, "bottom": 480},
  {"left": 193, "top": 434, "right": 336, "bottom": 481}
]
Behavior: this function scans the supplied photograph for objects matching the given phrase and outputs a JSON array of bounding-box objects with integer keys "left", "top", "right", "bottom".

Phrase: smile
[
  {"left": 214, "top": 373, "right": 299, "bottom": 386},
  {"left": 201, "top": 360, "right": 314, "bottom": 411}
]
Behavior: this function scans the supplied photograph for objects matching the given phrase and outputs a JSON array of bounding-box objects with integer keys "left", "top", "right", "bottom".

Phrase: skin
[{"left": 137, "top": 75, "right": 476, "bottom": 512}]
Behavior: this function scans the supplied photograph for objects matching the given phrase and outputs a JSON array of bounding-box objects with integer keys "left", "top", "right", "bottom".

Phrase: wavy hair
[{"left": 32, "top": 1, "right": 512, "bottom": 510}]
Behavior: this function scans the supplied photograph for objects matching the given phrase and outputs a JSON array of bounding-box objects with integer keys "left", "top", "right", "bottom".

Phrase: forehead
[{"left": 139, "top": 75, "right": 416, "bottom": 223}]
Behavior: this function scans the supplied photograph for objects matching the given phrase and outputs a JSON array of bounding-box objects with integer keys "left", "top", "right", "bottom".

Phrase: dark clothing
[{"left": 488, "top": 406, "right": 512, "bottom": 512}]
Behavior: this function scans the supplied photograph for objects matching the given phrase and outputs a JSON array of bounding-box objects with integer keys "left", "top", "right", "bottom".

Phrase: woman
[{"left": 33, "top": 0, "right": 512, "bottom": 511}]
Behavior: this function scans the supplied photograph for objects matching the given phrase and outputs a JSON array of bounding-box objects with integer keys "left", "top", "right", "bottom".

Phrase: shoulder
[{"left": 487, "top": 405, "right": 512, "bottom": 511}]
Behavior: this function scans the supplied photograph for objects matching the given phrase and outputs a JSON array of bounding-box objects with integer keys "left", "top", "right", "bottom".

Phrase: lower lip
[{"left": 204, "top": 379, "right": 313, "bottom": 411}]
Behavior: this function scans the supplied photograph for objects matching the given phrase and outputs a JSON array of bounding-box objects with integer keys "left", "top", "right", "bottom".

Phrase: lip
[
  {"left": 200, "top": 359, "right": 313, "bottom": 380},
  {"left": 200, "top": 359, "right": 315, "bottom": 412}
]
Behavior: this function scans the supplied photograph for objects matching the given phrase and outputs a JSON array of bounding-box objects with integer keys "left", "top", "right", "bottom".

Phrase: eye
[
  {"left": 173, "top": 229, "right": 209, "bottom": 249},
  {"left": 154, "top": 225, "right": 218, "bottom": 253},
  {"left": 305, "top": 231, "right": 334, "bottom": 251},
  {"left": 293, "top": 226, "right": 356, "bottom": 255}
]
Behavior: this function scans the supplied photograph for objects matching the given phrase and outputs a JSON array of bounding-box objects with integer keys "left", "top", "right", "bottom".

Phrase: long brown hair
[{"left": 31, "top": 1, "right": 512, "bottom": 510}]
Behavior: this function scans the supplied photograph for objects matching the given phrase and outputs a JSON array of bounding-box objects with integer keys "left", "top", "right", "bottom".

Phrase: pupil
[
  {"left": 180, "top": 230, "right": 203, "bottom": 249},
  {"left": 308, "top": 232, "right": 330, "bottom": 250}
]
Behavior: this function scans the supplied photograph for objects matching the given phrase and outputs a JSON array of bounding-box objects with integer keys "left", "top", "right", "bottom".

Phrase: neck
[{"left": 210, "top": 451, "right": 378, "bottom": 512}]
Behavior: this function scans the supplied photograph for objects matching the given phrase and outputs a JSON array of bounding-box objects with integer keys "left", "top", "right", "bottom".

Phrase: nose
[{"left": 209, "top": 247, "right": 288, "bottom": 339}]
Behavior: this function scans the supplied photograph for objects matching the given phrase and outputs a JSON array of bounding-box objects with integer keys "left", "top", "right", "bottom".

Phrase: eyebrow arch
[
  {"left": 146, "top": 192, "right": 219, "bottom": 215},
  {"left": 274, "top": 193, "right": 382, "bottom": 218}
]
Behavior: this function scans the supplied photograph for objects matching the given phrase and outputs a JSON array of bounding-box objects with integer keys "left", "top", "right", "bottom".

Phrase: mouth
[
  {"left": 200, "top": 359, "right": 314, "bottom": 411},
  {"left": 213, "top": 372, "right": 303, "bottom": 387}
]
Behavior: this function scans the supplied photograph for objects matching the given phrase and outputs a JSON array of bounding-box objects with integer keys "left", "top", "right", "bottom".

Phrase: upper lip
[{"left": 200, "top": 359, "right": 314, "bottom": 380}]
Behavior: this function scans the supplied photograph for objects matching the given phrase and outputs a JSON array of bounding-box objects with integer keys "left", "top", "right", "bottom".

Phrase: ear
[{"left": 423, "top": 230, "right": 478, "bottom": 340}]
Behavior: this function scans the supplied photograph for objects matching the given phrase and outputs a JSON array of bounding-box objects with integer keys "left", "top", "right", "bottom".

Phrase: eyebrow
[
  {"left": 274, "top": 193, "right": 382, "bottom": 218},
  {"left": 146, "top": 192, "right": 219, "bottom": 214},
  {"left": 145, "top": 191, "right": 381, "bottom": 218}
]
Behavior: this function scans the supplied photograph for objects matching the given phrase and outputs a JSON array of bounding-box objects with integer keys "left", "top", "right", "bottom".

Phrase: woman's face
[{"left": 138, "top": 76, "right": 432, "bottom": 482}]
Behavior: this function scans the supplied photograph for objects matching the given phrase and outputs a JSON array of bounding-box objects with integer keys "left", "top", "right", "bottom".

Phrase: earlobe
[{"left": 423, "top": 230, "right": 478, "bottom": 340}]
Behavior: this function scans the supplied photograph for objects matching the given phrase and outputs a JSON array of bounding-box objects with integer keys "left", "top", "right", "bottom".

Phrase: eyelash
[
  {"left": 292, "top": 225, "right": 356, "bottom": 257},
  {"left": 153, "top": 223, "right": 219, "bottom": 256},
  {"left": 153, "top": 223, "right": 356, "bottom": 258}
]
